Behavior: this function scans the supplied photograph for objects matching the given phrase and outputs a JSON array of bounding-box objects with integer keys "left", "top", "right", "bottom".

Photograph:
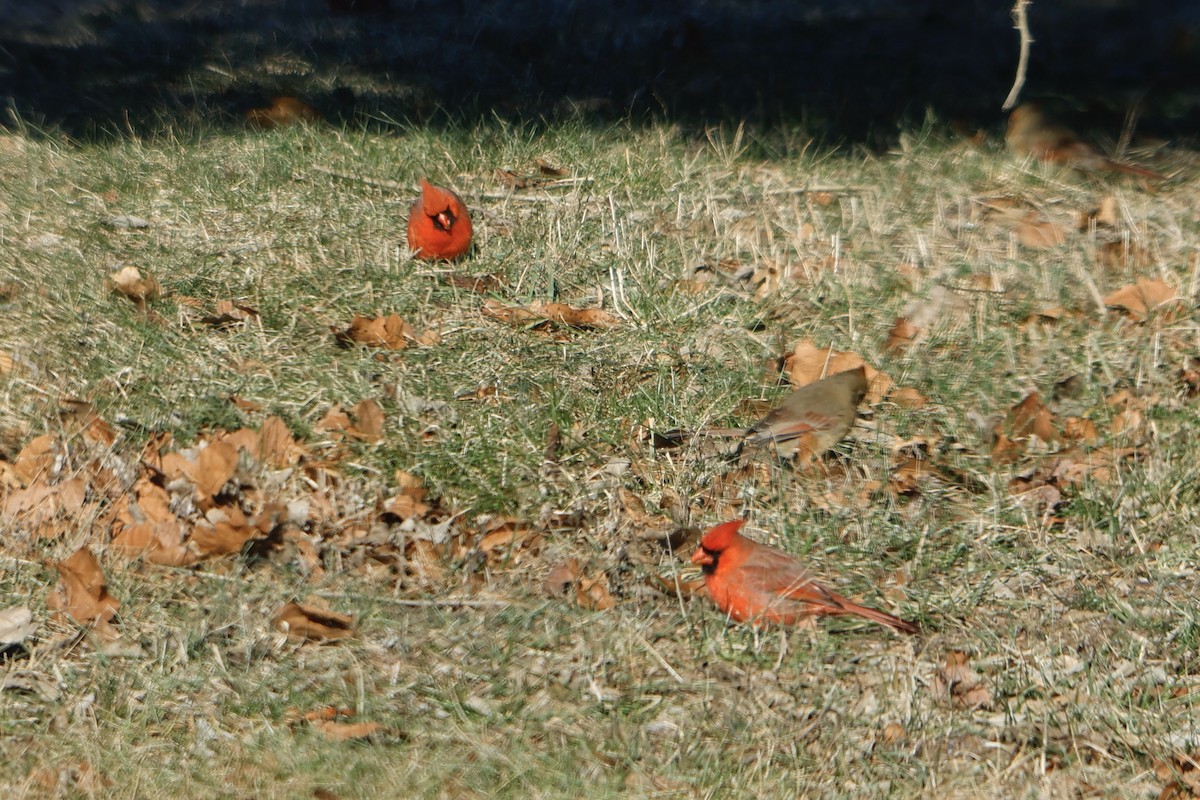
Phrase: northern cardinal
[
  {"left": 244, "top": 96, "right": 321, "bottom": 129},
  {"left": 691, "top": 519, "right": 918, "bottom": 634},
  {"left": 1005, "top": 103, "right": 1164, "bottom": 179},
  {"left": 407, "top": 178, "right": 473, "bottom": 260},
  {"left": 657, "top": 366, "right": 868, "bottom": 460}
]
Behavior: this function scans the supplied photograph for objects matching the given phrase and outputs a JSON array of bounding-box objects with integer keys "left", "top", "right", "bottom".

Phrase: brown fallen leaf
[
  {"left": 885, "top": 317, "right": 919, "bottom": 353},
  {"left": 536, "top": 158, "right": 569, "bottom": 176},
  {"left": 109, "top": 266, "right": 161, "bottom": 304},
  {"left": 311, "top": 719, "right": 383, "bottom": 741},
  {"left": 260, "top": 415, "right": 302, "bottom": 467},
  {"left": 1015, "top": 212, "right": 1068, "bottom": 249},
  {"left": 785, "top": 340, "right": 892, "bottom": 404},
  {"left": 190, "top": 516, "right": 266, "bottom": 559},
  {"left": 335, "top": 314, "right": 414, "bottom": 350},
  {"left": 382, "top": 470, "right": 431, "bottom": 521},
  {"left": 441, "top": 272, "right": 508, "bottom": 293},
  {"left": 645, "top": 572, "right": 706, "bottom": 597},
  {"left": 577, "top": 574, "right": 616, "bottom": 611},
  {"left": 543, "top": 559, "right": 581, "bottom": 596},
  {"left": 274, "top": 601, "right": 354, "bottom": 642},
  {"left": 482, "top": 299, "right": 619, "bottom": 330},
  {"left": 349, "top": 398, "right": 385, "bottom": 442},
  {"left": 13, "top": 434, "right": 57, "bottom": 485},
  {"left": 245, "top": 96, "right": 321, "bottom": 129},
  {"left": 933, "top": 650, "right": 992, "bottom": 709},
  {"left": 188, "top": 440, "right": 239, "bottom": 500},
  {"left": 993, "top": 392, "right": 1060, "bottom": 460},
  {"left": 46, "top": 548, "right": 120, "bottom": 631},
  {"left": 1103, "top": 278, "right": 1178, "bottom": 320}
]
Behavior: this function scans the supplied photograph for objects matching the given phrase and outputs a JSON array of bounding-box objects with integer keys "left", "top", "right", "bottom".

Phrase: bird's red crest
[
  {"left": 419, "top": 178, "right": 455, "bottom": 210},
  {"left": 699, "top": 519, "right": 745, "bottom": 553}
]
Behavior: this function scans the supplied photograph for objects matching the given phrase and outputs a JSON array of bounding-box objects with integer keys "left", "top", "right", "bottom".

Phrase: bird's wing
[{"left": 735, "top": 545, "right": 844, "bottom": 610}]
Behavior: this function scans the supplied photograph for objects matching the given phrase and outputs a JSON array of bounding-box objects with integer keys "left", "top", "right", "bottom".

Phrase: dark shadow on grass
[{"left": 1, "top": 0, "right": 1199, "bottom": 143}]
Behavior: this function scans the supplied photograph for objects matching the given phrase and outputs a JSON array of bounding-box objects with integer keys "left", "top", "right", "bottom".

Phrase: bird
[
  {"left": 1005, "top": 103, "right": 1164, "bottom": 179},
  {"left": 406, "top": 178, "right": 473, "bottom": 260},
  {"left": 244, "top": 96, "right": 321, "bottom": 129},
  {"left": 656, "top": 366, "right": 868, "bottom": 461},
  {"left": 690, "top": 519, "right": 918, "bottom": 634},
  {"left": 741, "top": 366, "right": 868, "bottom": 456}
]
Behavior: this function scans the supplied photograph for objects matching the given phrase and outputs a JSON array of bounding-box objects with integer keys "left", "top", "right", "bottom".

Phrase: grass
[{"left": 1, "top": 110, "right": 1199, "bottom": 799}]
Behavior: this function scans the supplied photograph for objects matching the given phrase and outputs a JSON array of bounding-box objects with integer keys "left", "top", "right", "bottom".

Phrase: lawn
[{"left": 1, "top": 102, "right": 1199, "bottom": 799}]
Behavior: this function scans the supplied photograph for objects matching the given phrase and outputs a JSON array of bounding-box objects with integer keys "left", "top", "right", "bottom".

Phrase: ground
[{"left": 2, "top": 3, "right": 1200, "bottom": 799}]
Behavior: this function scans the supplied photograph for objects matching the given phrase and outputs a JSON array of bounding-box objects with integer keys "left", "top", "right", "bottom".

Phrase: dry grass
[{"left": 1, "top": 112, "right": 1199, "bottom": 800}]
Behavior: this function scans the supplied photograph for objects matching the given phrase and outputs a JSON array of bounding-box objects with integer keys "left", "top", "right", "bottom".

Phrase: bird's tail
[
  {"left": 1106, "top": 159, "right": 1166, "bottom": 180},
  {"left": 837, "top": 596, "right": 919, "bottom": 635}
]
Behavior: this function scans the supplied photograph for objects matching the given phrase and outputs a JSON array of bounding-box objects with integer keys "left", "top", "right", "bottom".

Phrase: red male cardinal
[
  {"left": 1006, "top": 103, "right": 1164, "bottom": 179},
  {"left": 406, "top": 178, "right": 473, "bottom": 260},
  {"left": 691, "top": 519, "right": 917, "bottom": 634}
]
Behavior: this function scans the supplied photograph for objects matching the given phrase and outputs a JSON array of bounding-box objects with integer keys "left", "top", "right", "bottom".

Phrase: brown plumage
[{"left": 1006, "top": 103, "right": 1164, "bottom": 179}]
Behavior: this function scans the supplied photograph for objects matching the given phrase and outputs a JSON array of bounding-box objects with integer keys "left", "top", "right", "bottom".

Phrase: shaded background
[{"left": 1, "top": 0, "right": 1199, "bottom": 142}]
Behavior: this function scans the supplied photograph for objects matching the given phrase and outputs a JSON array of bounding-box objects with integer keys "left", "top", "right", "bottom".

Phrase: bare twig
[
  {"left": 307, "top": 165, "right": 409, "bottom": 192},
  {"left": 316, "top": 591, "right": 518, "bottom": 609},
  {"left": 1002, "top": 0, "right": 1033, "bottom": 111},
  {"left": 1115, "top": 97, "right": 1144, "bottom": 159}
]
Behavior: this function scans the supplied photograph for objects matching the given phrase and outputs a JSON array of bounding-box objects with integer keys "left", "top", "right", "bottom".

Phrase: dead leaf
[
  {"left": 188, "top": 440, "right": 239, "bottom": 500},
  {"left": 13, "top": 434, "right": 58, "bottom": 485},
  {"left": 108, "top": 266, "right": 161, "bottom": 304},
  {"left": 382, "top": 470, "right": 431, "bottom": 521},
  {"left": 274, "top": 602, "right": 354, "bottom": 642},
  {"left": 335, "top": 314, "right": 415, "bottom": 350},
  {"left": 646, "top": 572, "right": 706, "bottom": 597},
  {"left": 543, "top": 559, "right": 581, "bottom": 596},
  {"left": 46, "top": 548, "right": 119, "bottom": 630},
  {"left": 349, "top": 399, "right": 385, "bottom": 442},
  {"left": 190, "top": 517, "right": 263, "bottom": 559},
  {"left": 0, "top": 606, "right": 37, "bottom": 648},
  {"left": 536, "top": 157, "right": 569, "bottom": 176},
  {"left": 441, "top": 272, "right": 508, "bottom": 293},
  {"left": 785, "top": 340, "right": 892, "bottom": 404},
  {"left": 483, "top": 299, "right": 619, "bottom": 330},
  {"left": 880, "top": 722, "right": 906, "bottom": 745},
  {"left": 245, "top": 96, "right": 321, "bottom": 129},
  {"left": 890, "top": 386, "right": 926, "bottom": 409},
  {"left": 261, "top": 415, "right": 301, "bottom": 467},
  {"left": 312, "top": 719, "right": 383, "bottom": 741},
  {"left": 1003, "top": 391, "right": 1060, "bottom": 447},
  {"left": 577, "top": 574, "right": 616, "bottom": 610},
  {"left": 1062, "top": 417, "right": 1100, "bottom": 443},
  {"left": 934, "top": 650, "right": 992, "bottom": 709},
  {"left": 1015, "top": 212, "right": 1068, "bottom": 249},
  {"left": 1103, "top": 278, "right": 1178, "bottom": 320},
  {"left": 885, "top": 317, "right": 919, "bottom": 353},
  {"left": 317, "top": 404, "right": 354, "bottom": 435}
]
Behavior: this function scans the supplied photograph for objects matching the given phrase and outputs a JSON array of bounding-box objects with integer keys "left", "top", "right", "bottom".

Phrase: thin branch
[
  {"left": 1002, "top": 0, "right": 1033, "bottom": 111},
  {"left": 315, "top": 591, "right": 518, "bottom": 609}
]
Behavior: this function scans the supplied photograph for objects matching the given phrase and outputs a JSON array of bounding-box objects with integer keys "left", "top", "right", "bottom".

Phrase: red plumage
[
  {"left": 406, "top": 178, "right": 473, "bottom": 260},
  {"left": 691, "top": 519, "right": 917, "bottom": 634}
]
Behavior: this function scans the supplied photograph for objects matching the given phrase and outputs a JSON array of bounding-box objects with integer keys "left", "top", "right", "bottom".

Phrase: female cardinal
[
  {"left": 656, "top": 366, "right": 868, "bottom": 461},
  {"left": 1006, "top": 103, "right": 1163, "bottom": 179},
  {"left": 406, "top": 178, "right": 473, "bottom": 260},
  {"left": 691, "top": 519, "right": 917, "bottom": 634}
]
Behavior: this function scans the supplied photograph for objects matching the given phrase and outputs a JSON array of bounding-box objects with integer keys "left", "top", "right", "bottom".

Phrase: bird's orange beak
[{"left": 690, "top": 547, "right": 713, "bottom": 566}]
